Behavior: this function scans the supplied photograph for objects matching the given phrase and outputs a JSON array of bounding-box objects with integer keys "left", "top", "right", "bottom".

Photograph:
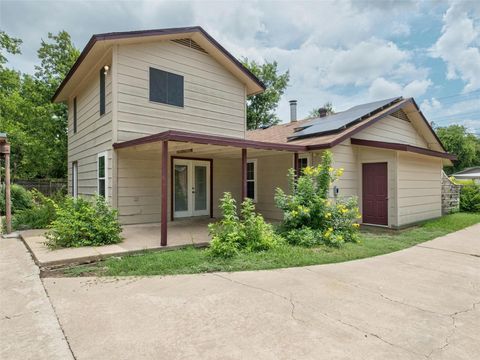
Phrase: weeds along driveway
[{"left": 43, "top": 224, "right": 480, "bottom": 360}]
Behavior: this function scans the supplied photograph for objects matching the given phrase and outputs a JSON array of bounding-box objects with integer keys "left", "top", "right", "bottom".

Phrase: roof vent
[{"left": 172, "top": 39, "right": 208, "bottom": 54}]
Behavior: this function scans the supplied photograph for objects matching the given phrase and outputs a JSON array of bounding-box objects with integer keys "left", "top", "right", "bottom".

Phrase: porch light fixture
[{"left": 103, "top": 65, "right": 109, "bottom": 75}]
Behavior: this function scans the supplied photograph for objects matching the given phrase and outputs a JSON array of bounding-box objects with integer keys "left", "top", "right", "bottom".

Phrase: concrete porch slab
[{"left": 20, "top": 218, "right": 212, "bottom": 268}]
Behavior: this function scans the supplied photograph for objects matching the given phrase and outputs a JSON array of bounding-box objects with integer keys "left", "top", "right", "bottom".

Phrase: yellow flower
[
  {"left": 353, "top": 223, "right": 360, "bottom": 228},
  {"left": 325, "top": 212, "right": 332, "bottom": 218},
  {"left": 328, "top": 227, "right": 333, "bottom": 232},
  {"left": 304, "top": 166, "right": 313, "bottom": 176},
  {"left": 341, "top": 208, "right": 348, "bottom": 214},
  {"left": 328, "top": 167, "right": 334, "bottom": 172}
]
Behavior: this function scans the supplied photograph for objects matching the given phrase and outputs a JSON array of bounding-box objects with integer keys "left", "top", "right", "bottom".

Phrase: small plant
[
  {"left": 46, "top": 196, "right": 122, "bottom": 248},
  {"left": 460, "top": 181, "right": 480, "bottom": 212},
  {"left": 12, "top": 190, "right": 58, "bottom": 230},
  {"left": 275, "top": 151, "right": 360, "bottom": 247},
  {"left": 0, "top": 184, "right": 33, "bottom": 214},
  {"left": 209, "top": 193, "right": 280, "bottom": 257}
]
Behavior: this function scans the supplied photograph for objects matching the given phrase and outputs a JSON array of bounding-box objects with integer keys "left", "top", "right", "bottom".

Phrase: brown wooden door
[{"left": 362, "top": 162, "right": 388, "bottom": 226}]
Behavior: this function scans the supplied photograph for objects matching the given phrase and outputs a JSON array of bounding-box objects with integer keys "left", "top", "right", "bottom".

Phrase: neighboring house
[
  {"left": 52, "top": 26, "right": 454, "bottom": 246},
  {"left": 452, "top": 167, "right": 480, "bottom": 184}
]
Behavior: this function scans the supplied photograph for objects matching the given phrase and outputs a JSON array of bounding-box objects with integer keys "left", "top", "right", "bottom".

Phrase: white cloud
[
  {"left": 430, "top": 1, "right": 480, "bottom": 92},
  {"left": 368, "top": 77, "right": 431, "bottom": 100}
]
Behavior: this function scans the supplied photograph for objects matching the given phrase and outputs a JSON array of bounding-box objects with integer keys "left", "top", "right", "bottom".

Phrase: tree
[
  {"left": 242, "top": 59, "right": 289, "bottom": 130},
  {"left": 0, "top": 31, "right": 79, "bottom": 179},
  {"left": 309, "top": 102, "right": 335, "bottom": 118},
  {"left": 436, "top": 125, "right": 480, "bottom": 173}
]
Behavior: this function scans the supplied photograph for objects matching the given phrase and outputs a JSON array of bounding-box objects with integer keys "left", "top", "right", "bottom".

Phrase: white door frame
[{"left": 173, "top": 158, "right": 210, "bottom": 218}]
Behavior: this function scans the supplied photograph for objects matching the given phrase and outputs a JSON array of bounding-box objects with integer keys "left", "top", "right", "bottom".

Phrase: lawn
[{"left": 64, "top": 212, "right": 480, "bottom": 277}]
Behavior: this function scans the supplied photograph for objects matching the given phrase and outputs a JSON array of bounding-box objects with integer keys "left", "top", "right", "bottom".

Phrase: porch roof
[{"left": 112, "top": 130, "right": 307, "bottom": 152}]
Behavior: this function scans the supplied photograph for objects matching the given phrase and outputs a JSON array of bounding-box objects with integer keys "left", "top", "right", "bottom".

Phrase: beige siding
[
  {"left": 355, "top": 115, "right": 428, "bottom": 147},
  {"left": 67, "top": 55, "right": 113, "bottom": 203},
  {"left": 397, "top": 152, "right": 442, "bottom": 226},
  {"left": 328, "top": 141, "right": 359, "bottom": 198},
  {"left": 255, "top": 153, "right": 293, "bottom": 220},
  {"left": 212, "top": 158, "right": 242, "bottom": 218},
  {"left": 116, "top": 40, "right": 247, "bottom": 142},
  {"left": 117, "top": 149, "right": 161, "bottom": 224}
]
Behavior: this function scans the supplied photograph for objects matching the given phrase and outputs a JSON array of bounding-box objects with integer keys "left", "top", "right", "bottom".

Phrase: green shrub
[
  {"left": 0, "top": 184, "right": 33, "bottom": 214},
  {"left": 460, "top": 182, "right": 480, "bottom": 212},
  {"left": 275, "top": 151, "right": 360, "bottom": 247},
  {"left": 12, "top": 190, "right": 58, "bottom": 230},
  {"left": 45, "top": 196, "right": 122, "bottom": 248},
  {"left": 209, "top": 193, "right": 281, "bottom": 257}
]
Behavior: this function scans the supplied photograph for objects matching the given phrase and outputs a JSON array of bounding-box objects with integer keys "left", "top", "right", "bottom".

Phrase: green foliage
[
  {"left": 0, "top": 184, "right": 32, "bottom": 214},
  {"left": 0, "top": 30, "right": 79, "bottom": 179},
  {"left": 436, "top": 125, "right": 480, "bottom": 174},
  {"left": 208, "top": 193, "right": 281, "bottom": 257},
  {"left": 12, "top": 190, "right": 58, "bottom": 230},
  {"left": 309, "top": 102, "right": 335, "bottom": 118},
  {"left": 46, "top": 196, "right": 122, "bottom": 248},
  {"left": 275, "top": 151, "right": 360, "bottom": 247},
  {"left": 460, "top": 182, "right": 480, "bottom": 212},
  {"left": 242, "top": 58, "right": 290, "bottom": 130}
]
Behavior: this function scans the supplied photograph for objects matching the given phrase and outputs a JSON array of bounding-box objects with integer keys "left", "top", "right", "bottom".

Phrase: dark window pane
[
  {"left": 99, "top": 179, "right": 105, "bottom": 197},
  {"left": 247, "top": 162, "right": 255, "bottom": 180},
  {"left": 299, "top": 158, "right": 308, "bottom": 172},
  {"left": 99, "top": 69, "right": 105, "bottom": 115},
  {"left": 149, "top": 67, "right": 184, "bottom": 107},
  {"left": 247, "top": 181, "right": 255, "bottom": 200},
  {"left": 174, "top": 165, "right": 188, "bottom": 212},
  {"left": 168, "top": 72, "right": 184, "bottom": 107},
  {"left": 98, "top": 156, "right": 105, "bottom": 178},
  {"left": 73, "top": 97, "right": 77, "bottom": 133},
  {"left": 149, "top": 68, "right": 168, "bottom": 103},
  {"left": 194, "top": 166, "right": 207, "bottom": 211}
]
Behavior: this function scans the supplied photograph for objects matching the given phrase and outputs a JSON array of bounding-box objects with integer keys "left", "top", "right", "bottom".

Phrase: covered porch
[{"left": 112, "top": 130, "right": 305, "bottom": 247}]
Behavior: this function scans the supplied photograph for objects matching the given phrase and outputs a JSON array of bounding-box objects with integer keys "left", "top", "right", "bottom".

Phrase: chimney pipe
[{"left": 289, "top": 100, "right": 297, "bottom": 122}]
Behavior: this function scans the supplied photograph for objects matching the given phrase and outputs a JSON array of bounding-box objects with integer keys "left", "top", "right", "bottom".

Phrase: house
[
  {"left": 452, "top": 167, "right": 480, "bottom": 184},
  {"left": 52, "top": 26, "right": 454, "bottom": 246}
]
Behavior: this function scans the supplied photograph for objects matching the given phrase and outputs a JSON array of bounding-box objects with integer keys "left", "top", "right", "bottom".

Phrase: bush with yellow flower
[{"left": 275, "top": 150, "right": 360, "bottom": 247}]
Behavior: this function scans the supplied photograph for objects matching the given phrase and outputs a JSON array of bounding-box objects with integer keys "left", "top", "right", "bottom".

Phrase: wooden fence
[{"left": 14, "top": 179, "right": 67, "bottom": 197}]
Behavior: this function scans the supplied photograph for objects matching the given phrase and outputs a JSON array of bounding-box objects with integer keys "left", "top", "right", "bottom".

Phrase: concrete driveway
[{"left": 40, "top": 224, "right": 480, "bottom": 359}]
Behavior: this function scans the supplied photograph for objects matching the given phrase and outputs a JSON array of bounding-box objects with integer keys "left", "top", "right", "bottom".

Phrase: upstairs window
[
  {"left": 97, "top": 152, "right": 107, "bottom": 198},
  {"left": 149, "top": 67, "right": 184, "bottom": 107},
  {"left": 99, "top": 69, "right": 105, "bottom": 115},
  {"left": 73, "top": 97, "right": 77, "bottom": 133},
  {"left": 246, "top": 160, "right": 257, "bottom": 202}
]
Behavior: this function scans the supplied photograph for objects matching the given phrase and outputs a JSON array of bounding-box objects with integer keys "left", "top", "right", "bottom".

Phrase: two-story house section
[{"left": 53, "top": 26, "right": 454, "bottom": 246}]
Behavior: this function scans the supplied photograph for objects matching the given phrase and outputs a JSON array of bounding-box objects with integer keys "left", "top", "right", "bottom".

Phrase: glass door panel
[
  {"left": 194, "top": 165, "right": 207, "bottom": 211},
  {"left": 174, "top": 164, "right": 189, "bottom": 216}
]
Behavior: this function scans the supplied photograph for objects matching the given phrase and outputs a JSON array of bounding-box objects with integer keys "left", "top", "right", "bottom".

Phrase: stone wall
[{"left": 441, "top": 171, "right": 462, "bottom": 214}]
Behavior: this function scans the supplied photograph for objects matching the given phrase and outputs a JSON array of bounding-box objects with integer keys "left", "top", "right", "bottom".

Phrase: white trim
[
  {"left": 247, "top": 159, "right": 257, "bottom": 202},
  {"left": 97, "top": 151, "right": 108, "bottom": 199}
]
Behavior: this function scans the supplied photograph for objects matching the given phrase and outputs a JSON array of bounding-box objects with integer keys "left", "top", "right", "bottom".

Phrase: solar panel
[{"left": 288, "top": 97, "right": 403, "bottom": 140}]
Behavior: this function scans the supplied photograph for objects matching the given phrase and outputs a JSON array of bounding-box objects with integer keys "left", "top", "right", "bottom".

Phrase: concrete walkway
[
  {"left": 0, "top": 237, "right": 73, "bottom": 360},
  {"left": 41, "top": 224, "right": 480, "bottom": 360}
]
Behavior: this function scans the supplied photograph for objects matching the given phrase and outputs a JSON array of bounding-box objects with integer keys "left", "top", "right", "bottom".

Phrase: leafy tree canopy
[
  {"left": 436, "top": 124, "right": 480, "bottom": 174},
  {"left": 242, "top": 59, "right": 289, "bottom": 130},
  {"left": 0, "top": 31, "right": 79, "bottom": 179},
  {"left": 309, "top": 102, "right": 335, "bottom": 118}
]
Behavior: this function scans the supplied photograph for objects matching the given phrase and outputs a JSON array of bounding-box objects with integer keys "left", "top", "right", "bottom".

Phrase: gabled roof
[
  {"left": 247, "top": 97, "right": 448, "bottom": 153},
  {"left": 52, "top": 26, "right": 265, "bottom": 102}
]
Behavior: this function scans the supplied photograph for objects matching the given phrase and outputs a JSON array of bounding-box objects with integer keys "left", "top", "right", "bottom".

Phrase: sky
[{"left": 1, "top": 0, "right": 479, "bottom": 134}]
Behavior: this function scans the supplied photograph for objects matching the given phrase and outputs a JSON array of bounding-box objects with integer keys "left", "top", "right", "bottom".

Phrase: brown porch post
[
  {"left": 4, "top": 144, "right": 11, "bottom": 234},
  {"left": 294, "top": 152, "right": 299, "bottom": 178},
  {"left": 161, "top": 141, "right": 168, "bottom": 246},
  {"left": 241, "top": 148, "right": 247, "bottom": 200}
]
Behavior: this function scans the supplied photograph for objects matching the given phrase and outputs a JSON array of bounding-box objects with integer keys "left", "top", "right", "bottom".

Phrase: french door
[{"left": 173, "top": 159, "right": 210, "bottom": 218}]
